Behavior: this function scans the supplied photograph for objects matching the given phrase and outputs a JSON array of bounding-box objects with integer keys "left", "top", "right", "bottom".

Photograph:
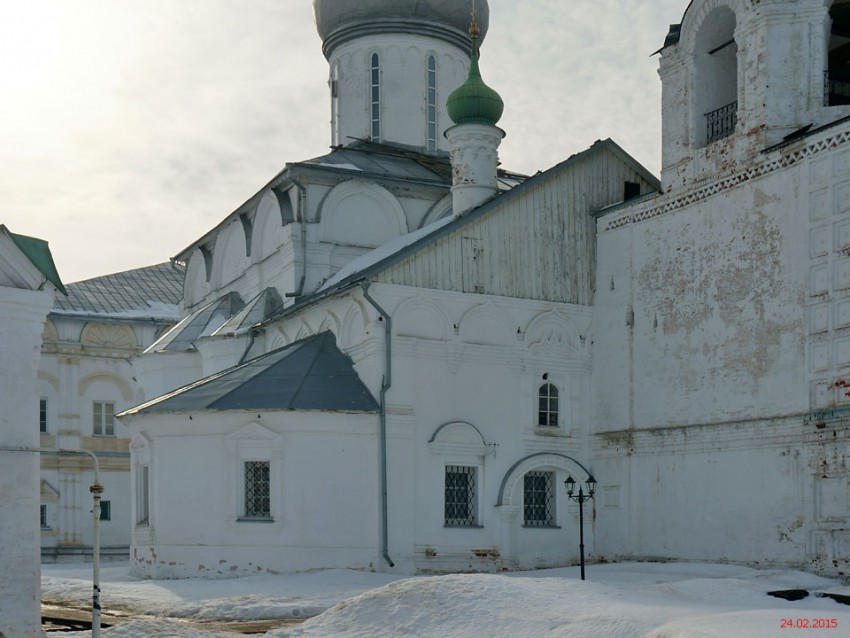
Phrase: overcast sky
[{"left": 0, "top": 0, "right": 686, "bottom": 284}]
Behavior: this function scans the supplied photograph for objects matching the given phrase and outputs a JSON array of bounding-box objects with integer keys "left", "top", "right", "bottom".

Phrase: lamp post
[{"left": 564, "top": 474, "right": 597, "bottom": 581}]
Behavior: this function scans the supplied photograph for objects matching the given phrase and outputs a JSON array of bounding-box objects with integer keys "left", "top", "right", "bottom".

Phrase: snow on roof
[
  {"left": 318, "top": 215, "right": 455, "bottom": 292},
  {"left": 52, "top": 262, "right": 184, "bottom": 320}
]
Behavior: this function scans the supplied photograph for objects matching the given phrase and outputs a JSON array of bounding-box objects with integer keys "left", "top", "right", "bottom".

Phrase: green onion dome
[{"left": 446, "top": 53, "right": 504, "bottom": 126}]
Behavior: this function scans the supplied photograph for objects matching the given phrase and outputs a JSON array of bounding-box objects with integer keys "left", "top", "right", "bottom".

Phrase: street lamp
[{"left": 564, "top": 474, "right": 597, "bottom": 581}]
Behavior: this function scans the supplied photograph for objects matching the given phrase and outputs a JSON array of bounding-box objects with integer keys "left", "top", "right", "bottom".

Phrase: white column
[{"left": 446, "top": 123, "right": 505, "bottom": 216}]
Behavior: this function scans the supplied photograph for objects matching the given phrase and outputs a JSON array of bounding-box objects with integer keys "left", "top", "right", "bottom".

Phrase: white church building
[{"left": 119, "top": 0, "right": 850, "bottom": 579}]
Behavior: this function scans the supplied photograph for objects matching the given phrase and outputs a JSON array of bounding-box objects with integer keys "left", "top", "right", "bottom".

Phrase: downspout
[
  {"left": 285, "top": 176, "right": 308, "bottom": 299},
  {"left": 360, "top": 282, "right": 395, "bottom": 568},
  {"left": 237, "top": 327, "right": 257, "bottom": 365}
]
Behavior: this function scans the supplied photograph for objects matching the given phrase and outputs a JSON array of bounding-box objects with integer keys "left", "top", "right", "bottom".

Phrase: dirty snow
[{"left": 43, "top": 561, "right": 850, "bottom": 637}]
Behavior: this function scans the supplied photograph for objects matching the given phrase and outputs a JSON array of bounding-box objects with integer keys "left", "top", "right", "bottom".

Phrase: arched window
[
  {"left": 538, "top": 383, "right": 559, "bottom": 427},
  {"left": 427, "top": 55, "right": 437, "bottom": 151},
  {"left": 370, "top": 53, "right": 381, "bottom": 141},
  {"left": 827, "top": 2, "right": 850, "bottom": 106},
  {"left": 331, "top": 62, "right": 340, "bottom": 145},
  {"left": 694, "top": 7, "right": 738, "bottom": 146}
]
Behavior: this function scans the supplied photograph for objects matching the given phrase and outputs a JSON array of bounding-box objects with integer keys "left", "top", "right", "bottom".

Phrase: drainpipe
[
  {"left": 360, "top": 282, "right": 395, "bottom": 568},
  {"left": 237, "top": 327, "right": 257, "bottom": 365},
  {"left": 0, "top": 447, "right": 102, "bottom": 636},
  {"left": 285, "top": 176, "right": 308, "bottom": 299}
]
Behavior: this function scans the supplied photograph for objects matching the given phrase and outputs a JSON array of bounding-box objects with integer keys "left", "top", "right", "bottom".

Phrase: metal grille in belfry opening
[
  {"left": 524, "top": 471, "right": 554, "bottom": 526},
  {"left": 445, "top": 466, "right": 476, "bottom": 526},
  {"left": 244, "top": 461, "right": 271, "bottom": 518}
]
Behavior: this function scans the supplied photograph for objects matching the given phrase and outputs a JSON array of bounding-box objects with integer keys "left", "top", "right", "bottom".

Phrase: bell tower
[{"left": 657, "top": 0, "right": 850, "bottom": 192}]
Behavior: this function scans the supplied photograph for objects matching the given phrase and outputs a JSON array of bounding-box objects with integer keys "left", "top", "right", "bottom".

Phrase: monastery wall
[{"left": 592, "top": 120, "right": 850, "bottom": 575}]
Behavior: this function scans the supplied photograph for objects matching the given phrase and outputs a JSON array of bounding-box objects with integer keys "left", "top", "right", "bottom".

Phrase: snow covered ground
[{"left": 43, "top": 561, "right": 850, "bottom": 637}]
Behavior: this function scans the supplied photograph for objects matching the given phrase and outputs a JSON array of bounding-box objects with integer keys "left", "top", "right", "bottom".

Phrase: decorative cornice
[{"left": 603, "top": 124, "right": 850, "bottom": 232}]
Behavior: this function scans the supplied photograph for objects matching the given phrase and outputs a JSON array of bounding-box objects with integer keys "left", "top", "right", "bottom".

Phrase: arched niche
[
  {"left": 496, "top": 453, "right": 592, "bottom": 507},
  {"left": 42, "top": 319, "right": 59, "bottom": 343},
  {"left": 428, "top": 421, "right": 494, "bottom": 457},
  {"left": 419, "top": 194, "right": 453, "bottom": 229},
  {"left": 458, "top": 302, "right": 513, "bottom": 346},
  {"left": 524, "top": 311, "right": 582, "bottom": 359},
  {"left": 80, "top": 323, "right": 137, "bottom": 349},
  {"left": 318, "top": 311, "right": 342, "bottom": 338},
  {"left": 394, "top": 297, "right": 450, "bottom": 341},
  {"left": 319, "top": 180, "right": 408, "bottom": 248},
  {"left": 79, "top": 372, "right": 133, "bottom": 402},
  {"left": 341, "top": 301, "right": 368, "bottom": 349},
  {"left": 212, "top": 221, "right": 251, "bottom": 289},
  {"left": 253, "top": 190, "right": 289, "bottom": 262},
  {"left": 184, "top": 249, "right": 211, "bottom": 308}
]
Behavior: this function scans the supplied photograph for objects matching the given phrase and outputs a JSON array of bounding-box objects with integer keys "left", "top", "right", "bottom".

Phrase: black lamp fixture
[{"left": 564, "top": 474, "right": 597, "bottom": 580}]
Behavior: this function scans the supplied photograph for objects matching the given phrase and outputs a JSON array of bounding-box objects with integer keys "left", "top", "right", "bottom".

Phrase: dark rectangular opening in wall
[{"left": 624, "top": 181, "right": 641, "bottom": 201}]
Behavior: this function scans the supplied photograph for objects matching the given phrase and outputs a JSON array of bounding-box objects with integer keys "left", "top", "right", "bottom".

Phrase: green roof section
[
  {"left": 0, "top": 225, "right": 67, "bottom": 295},
  {"left": 446, "top": 51, "right": 504, "bottom": 126}
]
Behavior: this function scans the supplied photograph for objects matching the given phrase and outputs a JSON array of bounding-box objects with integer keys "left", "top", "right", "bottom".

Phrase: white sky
[{"left": 0, "top": 0, "right": 685, "bottom": 284}]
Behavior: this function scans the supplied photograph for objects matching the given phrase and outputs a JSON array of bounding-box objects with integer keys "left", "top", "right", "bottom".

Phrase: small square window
[
  {"left": 99, "top": 500, "right": 111, "bottom": 521},
  {"left": 445, "top": 466, "right": 477, "bottom": 527}
]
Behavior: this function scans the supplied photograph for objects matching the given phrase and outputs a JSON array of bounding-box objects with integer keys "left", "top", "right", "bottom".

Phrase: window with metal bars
[
  {"left": 370, "top": 52, "right": 381, "bottom": 141},
  {"left": 445, "top": 465, "right": 477, "bottom": 526},
  {"left": 426, "top": 55, "right": 437, "bottom": 151},
  {"left": 538, "top": 383, "right": 559, "bottom": 427},
  {"left": 524, "top": 471, "right": 554, "bottom": 527},
  {"left": 39, "top": 398, "right": 48, "bottom": 433},
  {"left": 244, "top": 461, "right": 271, "bottom": 519}
]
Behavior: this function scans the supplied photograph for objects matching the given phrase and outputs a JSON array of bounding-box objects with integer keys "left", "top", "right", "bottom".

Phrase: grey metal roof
[
  {"left": 52, "top": 262, "right": 184, "bottom": 319},
  {"left": 212, "top": 287, "right": 284, "bottom": 337},
  {"left": 145, "top": 291, "right": 244, "bottom": 353},
  {"left": 314, "top": 0, "right": 489, "bottom": 58},
  {"left": 120, "top": 331, "right": 379, "bottom": 416},
  {"left": 297, "top": 140, "right": 525, "bottom": 190}
]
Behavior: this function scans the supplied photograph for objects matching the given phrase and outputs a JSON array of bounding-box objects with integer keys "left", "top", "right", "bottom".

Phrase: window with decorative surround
[
  {"left": 243, "top": 460, "right": 271, "bottom": 519},
  {"left": 524, "top": 471, "right": 555, "bottom": 527},
  {"left": 445, "top": 465, "right": 477, "bottom": 527},
  {"left": 93, "top": 401, "right": 115, "bottom": 436},
  {"left": 538, "top": 383, "right": 559, "bottom": 427}
]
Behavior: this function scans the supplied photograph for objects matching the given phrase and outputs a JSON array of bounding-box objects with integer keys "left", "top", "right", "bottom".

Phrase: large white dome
[{"left": 313, "top": 0, "right": 489, "bottom": 58}]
